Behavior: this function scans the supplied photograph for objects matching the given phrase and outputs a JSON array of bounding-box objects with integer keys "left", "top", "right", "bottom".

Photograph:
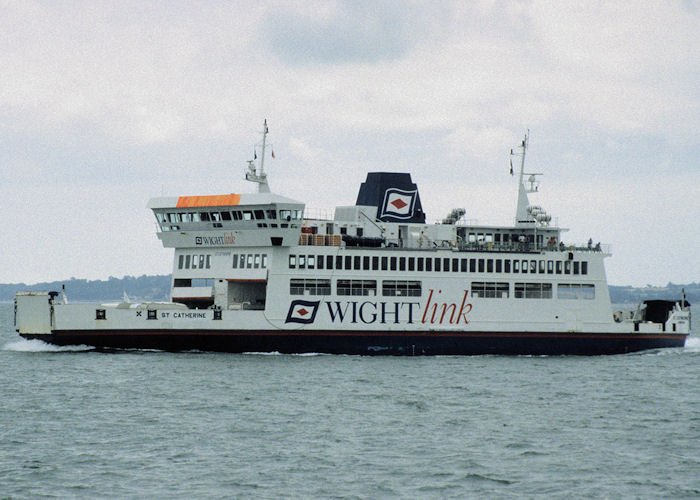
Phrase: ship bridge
[{"left": 147, "top": 192, "right": 305, "bottom": 249}]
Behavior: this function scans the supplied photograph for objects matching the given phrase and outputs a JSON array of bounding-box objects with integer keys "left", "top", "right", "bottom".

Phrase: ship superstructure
[{"left": 15, "top": 124, "right": 691, "bottom": 354}]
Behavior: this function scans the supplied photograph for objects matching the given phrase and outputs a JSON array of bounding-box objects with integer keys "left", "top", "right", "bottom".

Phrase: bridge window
[{"left": 96, "top": 309, "right": 106, "bottom": 320}]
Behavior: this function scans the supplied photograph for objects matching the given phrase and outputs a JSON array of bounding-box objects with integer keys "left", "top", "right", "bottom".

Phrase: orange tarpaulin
[{"left": 176, "top": 194, "right": 242, "bottom": 208}]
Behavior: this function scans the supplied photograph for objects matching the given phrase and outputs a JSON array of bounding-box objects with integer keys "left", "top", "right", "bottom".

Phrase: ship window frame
[
  {"left": 487, "top": 259, "right": 493, "bottom": 273},
  {"left": 382, "top": 280, "right": 422, "bottom": 297},
  {"left": 262, "top": 254, "right": 268, "bottom": 268},
  {"left": 573, "top": 261, "right": 580, "bottom": 275},
  {"left": 372, "top": 256, "right": 379, "bottom": 271},
  {"left": 290, "top": 278, "right": 331, "bottom": 296},
  {"left": 504, "top": 259, "right": 511, "bottom": 273},
  {"left": 565, "top": 261, "right": 571, "bottom": 274},
  {"left": 470, "top": 259, "right": 476, "bottom": 273},
  {"left": 327, "top": 255, "right": 334, "bottom": 270},
  {"left": 471, "top": 282, "right": 509, "bottom": 298},
  {"left": 408, "top": 257, "right": 415, "bottom": 271},
  {"left": 461, "top": 258, "right": 467, "bottom": 272},
  {"left": 298, "top": 255, "right": 306, "bottom": 269},
  {"left": 434, "top": 258, "right": 441, "bottom": 272},
  {"left": 478, "top": 259, "right": 484, "bottom": 273},
  {"left": 345, "top": 256, "right": 352, "bottom": 270},
  {"left": 390, "top": 257, "right": 397, "bottom": 271},
  {"left": 417, "top": 258, "right": 424, "bottom": 272},
  {"left": 354, "top": 256, "right": 361, "bottom": 270},
  {"left": 337, "top": 279, "right": 377, "bottom": 296},
  {"left": 96, "top": 309, "right": 106, "bottom": 320},
  {"left": 221, "top": 211, "right": 232, "bottom": 221},
  {"left": 582, "top": 261, "right": 588, "bottom": 275},
  {"left": 178, "top": 255, "right": 184, "bottom": 269},
  {"left": 363, "top": 256, "right": 370, "bottom": 270},
  {"left": 495, "top": 259, "right": 502, "bottom": 273},
  {"left": 399, "top": 257, "right": 406, "bottom": 271},
  {"left": 425, "top": 258, "right": 432, "bottom": 272},
  {"left": 381, "top": 257, "right": 388, "bottom": 271},
  {"left": 147, "top": 309, "right": 157, "bottom": 320},
  {"left": 289, "top": 255, "right": 296, "bottom": 269},
  {"left": 336, "top": 256, "right": 343, "bottom": 270}
]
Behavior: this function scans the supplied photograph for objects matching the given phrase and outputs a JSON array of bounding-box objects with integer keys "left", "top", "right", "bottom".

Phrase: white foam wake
[
  {"left": 2, "top": 338, "right": 93, "bottom": 352},
  {"left": 684, "top": 336, "right": 700, "bottom": 352}
]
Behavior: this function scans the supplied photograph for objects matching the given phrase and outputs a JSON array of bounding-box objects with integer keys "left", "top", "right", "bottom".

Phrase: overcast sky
[{"left": 2, "top": 0, "right": 699, "bottom": 287}]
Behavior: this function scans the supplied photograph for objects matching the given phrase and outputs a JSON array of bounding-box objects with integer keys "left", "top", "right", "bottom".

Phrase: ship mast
[
  {"left": 511, "top": 131, "right": 545, "bottom": 228},
  {"left": 245, "top": 119, "right": 271, "bottom": 193}
]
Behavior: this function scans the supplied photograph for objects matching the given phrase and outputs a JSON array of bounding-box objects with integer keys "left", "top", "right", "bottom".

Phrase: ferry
[{"left": 15, "top": 122, "right": 691, "bottom": 355}]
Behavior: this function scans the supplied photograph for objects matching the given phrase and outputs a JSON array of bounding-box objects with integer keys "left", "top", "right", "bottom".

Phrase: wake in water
[
  {"left": 684, "top": 336, "right": 700, "bottom": 353},
  {"left": 2, "top": 338, "right": 93, "bottom": 352}
]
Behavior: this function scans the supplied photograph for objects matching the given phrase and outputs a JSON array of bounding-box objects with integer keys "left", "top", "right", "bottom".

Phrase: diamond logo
[
  {"left": 381, "top": 188, "right": 417, "bottom": 219},
  {"left": 285, "top": 300, "right": 321, "bottom": 324},
  {"left": 390, "top": 198, "right": 408, "bottom": 210}
]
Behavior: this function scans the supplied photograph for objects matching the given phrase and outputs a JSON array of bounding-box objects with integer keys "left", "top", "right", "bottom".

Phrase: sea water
[{"left": 1, "top": 302, "right": 698, "bottom": 499}]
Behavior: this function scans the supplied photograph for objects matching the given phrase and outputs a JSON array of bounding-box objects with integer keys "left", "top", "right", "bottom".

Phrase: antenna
[{"left": 245, "top": 119, "right": 271, "bottom": 193}]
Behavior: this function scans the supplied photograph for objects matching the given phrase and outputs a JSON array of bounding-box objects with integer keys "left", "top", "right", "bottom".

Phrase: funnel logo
[
  {"left": 381, "top": 188, "right": 417, "bottom": 219},
  {"left": 285, "top": 300, "right": 321, "bottom": 324}
]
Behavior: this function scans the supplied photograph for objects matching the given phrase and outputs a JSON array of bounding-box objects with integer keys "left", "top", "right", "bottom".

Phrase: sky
[{"left": 1, "top": 0, "right": 699, "bottom": 287}]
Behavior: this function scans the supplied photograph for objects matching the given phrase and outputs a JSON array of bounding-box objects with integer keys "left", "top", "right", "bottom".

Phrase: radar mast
[{"left": 246, "top": 119, "right": 272, "bottom": 193}]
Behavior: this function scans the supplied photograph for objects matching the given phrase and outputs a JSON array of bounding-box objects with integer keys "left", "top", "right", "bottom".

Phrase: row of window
[
  {"left": 178, "top": 254, "right": 212, "bottom": 270},
  {"left": 232, "top": 253, "right": 268, "bottom": 269},
  {"left": 159, "top": 208, "right": 303, "bottom": 224},
  {"left": 290, "top": 279, "right": 422, "bottom": 297},
  {"left": 289, "top": 279, "right": 594, "bottom": 300},
  {"left": 289, "top": 254, "right": 588, "bottom": 276}
]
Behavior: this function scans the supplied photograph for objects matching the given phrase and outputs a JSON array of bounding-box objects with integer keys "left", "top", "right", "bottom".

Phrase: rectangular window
[
  {"left": 573, "top": 261, "right": 580, "bottom": 275},
  {"left": 530, "top": 260, "right": 537, "bottom": 273},
  {"left": 504, "top": 259, "right": 511, "bottom": 273},
  {"left": 547, "top": 260, "right": 554, "bottom": 274},
  {"left": 354, "top": 256, "right": 361, "bottom": 270},
  {"left": 513, "top": 259, "right": 519, "bottom": 273},
  {"left": 185, "top": 255, "right": 191, "bottom": 269},
  {"left": 381, "top": 256, "right": 388, "bottom": 271},
  {"left": 192, "top": 254, "right": 198, "bottom": 269},
  {"left": 382, "top": 280, "right": 421, "bottom": 297},
  {"left": 262, "top": 255, "right": 268, "bottom": 268},
  {"left": 565, "top": 261, "right": 571, "bottom": 274},
  {"left": 487, "top": 259, "right": 493, "bottom": 273},
  {"left": 327, "top": 255, "right": 334, "bottom": 269},
  {"left": 408, "top": 257, "right": 415, "bottom": 271},
  {"left": 469, "top": 259, "right": 476, "bottom": 273},
  {"left": 290, "top": 279, "right": 331, "bottom": 296},
  {"left": 298, "top": 255, "right": 306, "bottom": 269},
  {"left": 96, "top": 309, "right": 106, "bottom": 320},
  {"left": 178, "top": 255, "right": 184, "bottom": 269},
  {"left": 289, "top": 255, "right": 296, "bottom": 269},
  {"left": 254, "top": 210, "right": 265, "bottom": 220},
  {"left": 147, "top": 309, "right": 157, "bottom": 320},
  {"left": 232, "top": 255, "right": 239, "bottom": 269},
  {"left": 246, "top": 255, "right": 253, "bottom": 269},
  {"left": 345, "top": 256, "right": 351, "bottom": 270},
  {"left": 336, "top": 255, "right": 343, "bottom": 270},
  {"left": 317, "top": 256, "right": 324, "bottom": 270},
  {"left": 539, "top": 260, "right": 545, "bottom": 274},
  {"left": 434, "top": 258, "right": 441, "bottom": 272},
  {"left": 363, "top": 256, "right": 370, "bottom": 270},
  {"left": 495, "top": 260, "right": 502, "bottom": 273},
  {"left": 478, "top": 259, "right": 484, "bottom": 273},
  {"left": 206, "top": 255, "right": 211, "bottom": 269},
  {"left": 399, "top": 257, "right": 406, "bottom": 271},
  {"left": 425, "top": 258, "right": 432, "bottom": 272},
  {"left": 390, "top": 257, "right": 397, "bottom": 271},
  {"left": 444, "top": 258, "right": 451, "bottom": 272},
  {"left": 221, "top": 211, "right": 232, "bottom": 221},
  {"left": 337, "top": 279, "right": 377, "bottom": 296},
  {"left": 556, "top": 261, "right": 562, "bottom": 274},
  {"left": 514, "top": 282, "right": 553, "bottom": 299},
  {"left": 461, "top": 258, "right": 467, "bottom": 272},
  {"left": 558, "top": 283, "right": 595, "bottom": 300},
  {"left": 372, "top": 256, "right": 379, "bottom": 271},
  {"left": 582, "top": 261, "right": 588, "bottom": 275},
  {"left": 471, "top": 282, "right": 509, "bottom": 298},
  {"left": 521, "top": 260, "right": 527, "bottom": 273},
  {"left": 304, "top": 255, "right": 312, "bottom": 269},
  {"left": 417, "top": 258, "right": 424, "bottom": 271},
  {"left": 231, "top": 211, "right": 241, "bottom": 221}
]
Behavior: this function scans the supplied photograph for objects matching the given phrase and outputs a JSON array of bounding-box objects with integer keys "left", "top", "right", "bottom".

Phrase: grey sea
[{"left": 1, "top": 302, "right": 698, "bottom": 499}]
